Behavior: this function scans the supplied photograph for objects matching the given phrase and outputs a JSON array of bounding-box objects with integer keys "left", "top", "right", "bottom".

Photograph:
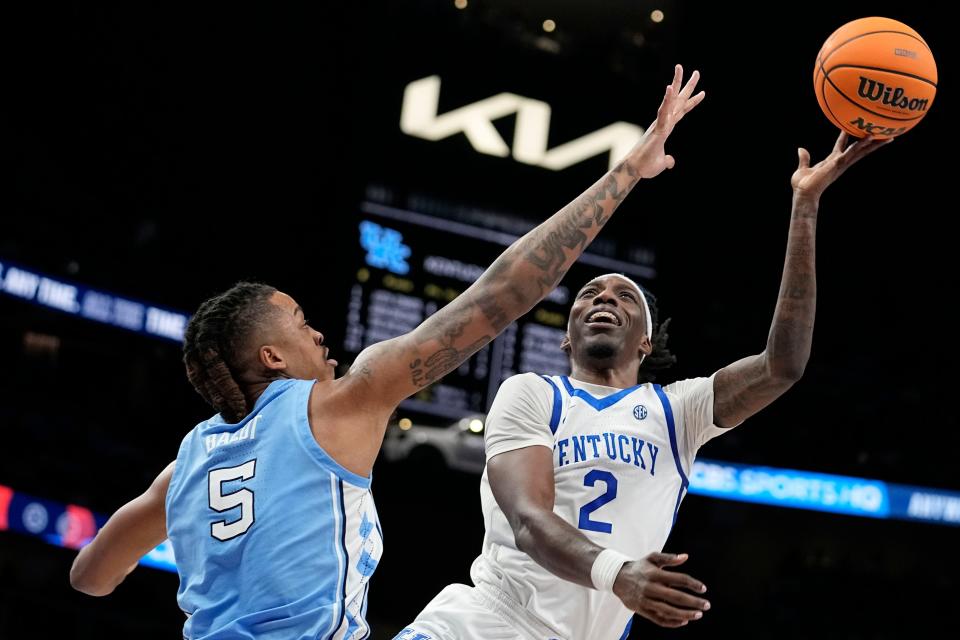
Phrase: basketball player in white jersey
[{"left": 397, "top": 131, "right": 891, "bottom": 639}]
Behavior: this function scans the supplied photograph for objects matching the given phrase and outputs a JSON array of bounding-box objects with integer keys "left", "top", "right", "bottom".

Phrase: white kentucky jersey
[{"left": 470, "top": 372, "right": 731, "bottom": 640}]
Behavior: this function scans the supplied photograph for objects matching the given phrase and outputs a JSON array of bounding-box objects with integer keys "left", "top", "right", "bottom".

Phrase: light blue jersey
[{"left": 166, "top": 379, "right": 383, "bottom": 640}]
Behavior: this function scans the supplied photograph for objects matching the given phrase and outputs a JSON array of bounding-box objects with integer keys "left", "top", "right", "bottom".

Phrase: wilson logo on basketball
[{"left": 856, "top": 77, "right": 929, "bottom": 112}]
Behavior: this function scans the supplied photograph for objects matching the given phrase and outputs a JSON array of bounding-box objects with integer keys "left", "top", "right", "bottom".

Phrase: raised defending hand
[
  {"left": 792, "top": 131, "right": 892, "bottom": 201},
  {"left": 626, "top": 64, "right": 706, "bottom": 179},
  {"left": 613, "top": 552, "right": 710, "bottom": 628}
]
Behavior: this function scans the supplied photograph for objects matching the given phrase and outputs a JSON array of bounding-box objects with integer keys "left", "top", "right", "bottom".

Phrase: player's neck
[
  {"left": 568, "top": 361, "right": 640, "bottom": 390},
  {"left": 239, "top": 375, "right": 291, "bottom": 415},
  {"left": 237, "top": 371, "right": 294, "bottom": 414}
]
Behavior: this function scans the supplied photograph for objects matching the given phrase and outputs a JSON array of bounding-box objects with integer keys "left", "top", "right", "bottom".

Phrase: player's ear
[
  {"left": 560, "top": 335, "right": 571, "bottom": 353},
  {"left": 638, "top": 335, "right": 652, "bottom": 357},
  {"left": 259, "top": 345, "right": 287, "bottom": 371}
]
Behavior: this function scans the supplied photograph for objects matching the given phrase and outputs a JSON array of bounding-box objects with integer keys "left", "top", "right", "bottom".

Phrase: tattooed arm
[
  {"left": 713, "top": 132, "right": 891, "bottom": 427},
  {"left": 348, "top": 66, "right": 704, "bottom": 409},
  {"left": 312, "top": 66, "right": 703, "bottom": 474}
]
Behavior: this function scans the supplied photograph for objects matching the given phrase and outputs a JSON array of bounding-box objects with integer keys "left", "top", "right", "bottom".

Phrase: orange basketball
[{"left": 814, "top": 17, "right": 937, "bottom": 139}]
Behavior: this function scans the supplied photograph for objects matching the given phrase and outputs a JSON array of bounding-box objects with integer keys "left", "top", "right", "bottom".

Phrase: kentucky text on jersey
[{"left": 555, "top": 431, "right": 659, "bottom": 475}]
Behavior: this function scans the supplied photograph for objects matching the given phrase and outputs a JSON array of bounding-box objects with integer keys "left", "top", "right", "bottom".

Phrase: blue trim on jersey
[
  {"left": 619, "top": 616, "right": 634, "bottom": 640},
  {"left": 539, "top": 375, "right": 563, "bottom": 434},
  {"left": 294, "top": 381, "right": 372, "bottom": 488},
  {"left": 653, "top": 384, "right": 690, "bottom": 526},
  {"left": 560, "top": 376, "right": 643, "bottom": 411},
  {"left": 359, "top": 580, "right": 372, "bottom": 639},
  {"left": 325, "top": 479, "right": 349, "bottom": 640},
  {"left": 325, "top": 480, "right": 350, "bottom": 640}
]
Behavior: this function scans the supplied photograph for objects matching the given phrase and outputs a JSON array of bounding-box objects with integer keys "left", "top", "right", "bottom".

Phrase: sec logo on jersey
[{"left": 633, "top": 405, "right": 647, "bottom": 420}]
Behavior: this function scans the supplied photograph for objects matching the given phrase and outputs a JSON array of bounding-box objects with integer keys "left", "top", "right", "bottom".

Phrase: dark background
[{"left": 2, "top": 1, "right": 956, "bottom": 638}]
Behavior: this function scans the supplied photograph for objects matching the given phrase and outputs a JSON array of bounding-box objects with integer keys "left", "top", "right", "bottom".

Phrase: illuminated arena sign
[
  {"left": 0, "top": 260, "right": 189, "bottom": 342},
  {"left": 1, "top": 462, "right": 955, "bottom": 577},
  {"left": 401, "top": 75, "right": 645, "bottom": 171}
]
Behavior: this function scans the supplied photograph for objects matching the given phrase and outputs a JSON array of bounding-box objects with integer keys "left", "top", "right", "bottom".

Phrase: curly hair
[
  {"left": 182, "top": 282, "right": 278, "bottom": 422},
  {"left": 637, "top": 289, "right": 677, "bottom": 384}
]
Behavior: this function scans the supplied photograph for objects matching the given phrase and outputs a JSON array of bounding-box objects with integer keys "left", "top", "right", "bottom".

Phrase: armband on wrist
[{"left": 590, "top": 548, "right": 632, "bottom": 592}]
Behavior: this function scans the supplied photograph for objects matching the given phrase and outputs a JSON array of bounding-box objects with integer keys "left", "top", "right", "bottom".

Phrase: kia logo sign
[{"left": 401, "top": 75, "right": 644, "bottom": 171}]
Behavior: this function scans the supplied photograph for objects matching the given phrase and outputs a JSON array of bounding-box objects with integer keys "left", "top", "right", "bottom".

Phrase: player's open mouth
[{"left": 586, "top": 310, "right": 621, "bottom": 326}]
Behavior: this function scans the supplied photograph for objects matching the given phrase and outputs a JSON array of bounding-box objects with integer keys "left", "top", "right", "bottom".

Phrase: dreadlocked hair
[
  {"left": 637, "top": 290, "right": 677, "bottom": 384},
  {"left": 182, "top": 282, "right": 278, "bottom": 423}
]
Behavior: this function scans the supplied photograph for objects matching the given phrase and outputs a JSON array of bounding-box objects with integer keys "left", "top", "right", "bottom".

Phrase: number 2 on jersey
[
  {"left": 578, "top": 470, "right": 618, "bottom": 534},
  {"left": 208, "top": 459, "right": 256, "bottom": 541}
]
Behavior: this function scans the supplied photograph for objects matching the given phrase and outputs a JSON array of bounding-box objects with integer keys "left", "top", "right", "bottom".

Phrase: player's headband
[{"left": 592, "top": 274, "right": 654, "bottom": 338}]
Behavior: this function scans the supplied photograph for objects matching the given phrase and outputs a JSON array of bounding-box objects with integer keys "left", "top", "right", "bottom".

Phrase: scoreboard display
[{"left": 344, "top": 202, "right": 655, "bottom": 421}]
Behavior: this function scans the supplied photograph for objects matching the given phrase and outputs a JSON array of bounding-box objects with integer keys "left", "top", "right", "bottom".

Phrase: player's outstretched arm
[
  {"left": 70, "top": 462, "right": 174, "bottom": 596},
  {"left": 713, "top": 132, "right": 891, "bottom": 427},
  {"left": 488, "top": 446, "right": 710, "bottom": 628},
  {"left": 346, "top": 66, "right": 705, "bottom": 416}
]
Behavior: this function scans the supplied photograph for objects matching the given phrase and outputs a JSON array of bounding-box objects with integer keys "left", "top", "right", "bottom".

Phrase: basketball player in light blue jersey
[
  {"left": 68, "top": 66, "right": 706, "bottom": 639},
  {"left": 398, "top": 131, "right": 891, "bottom": 639}
]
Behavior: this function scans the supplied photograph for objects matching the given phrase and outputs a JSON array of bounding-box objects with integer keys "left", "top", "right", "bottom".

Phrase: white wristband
[{"left": 590, "top": 549, "right": 632, "bottom": 592}]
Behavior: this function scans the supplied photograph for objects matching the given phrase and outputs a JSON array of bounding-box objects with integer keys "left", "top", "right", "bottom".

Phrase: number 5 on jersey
[{"left": 208, "top": 460, "right": 256, "bottom": 541}]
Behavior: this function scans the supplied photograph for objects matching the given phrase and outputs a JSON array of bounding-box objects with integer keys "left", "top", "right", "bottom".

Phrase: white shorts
[{"left": 394, "top": 583, "right": 561, "bottom": 640}]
